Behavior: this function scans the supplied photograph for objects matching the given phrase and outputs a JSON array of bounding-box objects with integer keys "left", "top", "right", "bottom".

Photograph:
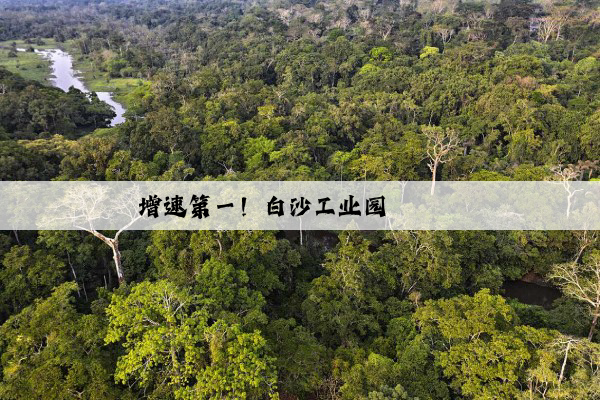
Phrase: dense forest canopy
[{"left": 1, "top": 0, "right": 600, "bottom": 399}]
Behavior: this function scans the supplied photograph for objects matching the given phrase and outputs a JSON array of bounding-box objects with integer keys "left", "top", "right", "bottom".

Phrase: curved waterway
[{"left": 19, "top": 48, "right": 126, "bottom": 126}]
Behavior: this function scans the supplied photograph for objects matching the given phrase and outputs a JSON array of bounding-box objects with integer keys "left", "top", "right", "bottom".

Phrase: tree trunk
[
  {"left": 558, "top": 341, "right": 571, "bottom": 385},
  {"left": 13, "top": 229, "right": 20, "bottom": 245},
  {"left": 431, "top": 163, "right": 438, "bottom": 195},
  {"left": 589, "top": 307, "right": 599, "bottom": 340},
  {"left": 109, "top": 239, "right": 125, "bottom": 286},
  {"left": 66, "top": 251, "right": 80, "bottom": 298},
  {"left": 400, "top": 181, "right": 408, "bottom": 204},
  {"left": 299, "top": 217, "right": 303, "bottom": 246},
  {"left": 82, "top": 279, "right": 88, "bottom": 301}
]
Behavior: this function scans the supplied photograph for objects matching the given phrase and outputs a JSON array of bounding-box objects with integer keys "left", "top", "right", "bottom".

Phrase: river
[{"left": 19, "top": 48, "right": 126, "bottom": 126}]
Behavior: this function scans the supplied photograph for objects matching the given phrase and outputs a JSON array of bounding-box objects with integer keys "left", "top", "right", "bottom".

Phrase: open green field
[
  {"left": 0, "top": 49, "right": 50, "bottom": 83},
  {"left": 0, "top": 39, "right": 59, "bottom": 83},
  {"left": 63, "top": 40, "right": 148, "bottom": 104},
  {"left": 0, "top": 38, "right": 146, "bottom": 105},
  {"left": 0, "top": 38, "right": 61, "bottom": 50}
]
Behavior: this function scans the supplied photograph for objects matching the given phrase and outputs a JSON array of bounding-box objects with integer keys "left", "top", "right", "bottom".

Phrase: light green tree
[
  {"left": 550, "top": 250, "right": 600, "bottom": 340},
  {"left": 105, "top": 280, "right": 278, "bottom": 399},
  {"left": 0, "top": 283, "right": 120, "bottom": 400}
]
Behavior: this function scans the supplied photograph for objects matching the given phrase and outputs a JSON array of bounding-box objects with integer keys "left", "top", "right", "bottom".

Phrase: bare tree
[
  {"left": 51, "top": 184, "right": 142, "bottom": 286},
  {"left": 484, "top": 3, "right": 495, "bottom": 19},
  {"left": 538, "top": 6, "right": 571, "bottom": 42},
  {"left": 465, "top": 14, "right": 486, "bottom": 41},
  {"left": 375, "top": 16, "right": 395, "bottom": 40},
  {"left": 430, "top": 0, "right": 447, "bottom": 14},
  {"left": 549, "top": 253, "right": 600, "bottom": 340},
  {"left": 538, "top": 16, "right": 560, "bottom": 42},
  {"left": 433, "top": 25, "right": 454, "bottom": 47},
  {"left": 552, "top": 336, "right": 580, "bottom": 386},
  {"left": 572, "top": 203, "right": 600, "bottom": 262},
  {"left": 545, "top": 164, "right": 586, "bottom": 218},
  {"left": 424, "top": 126, "right": 460, "bottom": 195}
]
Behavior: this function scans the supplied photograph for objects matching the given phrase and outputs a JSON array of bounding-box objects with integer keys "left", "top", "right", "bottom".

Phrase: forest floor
[{"left": 0, "top": 38, "right": 145, "bottom": 107}]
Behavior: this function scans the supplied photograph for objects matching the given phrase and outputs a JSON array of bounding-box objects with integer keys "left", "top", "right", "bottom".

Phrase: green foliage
[
  {"left": 369, "top": 47, "right": 392, "bottom": 63},
  {"left": 303, "top": 232, "right": 384, "bottom": 346},
  {"left": 413, "top": 290, "right": 577, "bottom": 399},
  {"left": 0, "top": 245, "right": 66, "bottom": 316},
  {"left": 0, "top": 68, "right": 114, "bottom": 139},
  {"left": 0, "top": 283, "right": 120, "bottom": 399},
  {"left": 105, "top": 280, "right": 278, "bottom": 399},
  {"left": 243, "top": 136, "right": 276, "bottom": 171},
  {"left": 450, "top": 170, "right": 510, "bottom": 212},
  {"left": 419, "top": 46, "right": 439, "bottom": 59},
  {"left": 1, "top": 2, "right": 600, "bottom": 399}
]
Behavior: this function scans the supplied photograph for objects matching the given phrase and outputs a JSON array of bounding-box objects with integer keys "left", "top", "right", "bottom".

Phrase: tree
[
  {"left": 505, "top": 16, "right": 529, "bottom": 44},
  {"left": 378, "top": 230, "right": 464, "bottom": 297},
  {"left": 330, "top": 151, "right": 353, "bottom": 182},
  {"left": 572, "top": 202, "right": 600, "bottom": 262},
  {"left": 450, "top": 170, "right": 510, "bottom": 212},
  {"left": 148, "top": 183, "right": 277, "bottom": 284},
  {"left": 528, "top": 334, "right": 600, "bottom": 398},
  {"left": 414, "top": 290, "right": 554, "bottom": 399},
  {"left": 537, "top": 6, "right": 571, "bottom": 43},
  {"left": 302, "top": 232, "right": 383, "bottom": 347},
  {"left": 546, "top": 164, "right": 585, "bottom": 218},
  {"left": 580, "top": 110, "right": 600, "bottom": 160},
  {"left": 279, "top": 167, "right": 326, "bottom": 246},
  {"left": 0, "top": 245, "right": 66, "bottom": 316},
  {"left": 0, "top": 283, "right": 119, "bottom": 399},
  {"left": 264, "top": 318, "right": 328, "bottom": 396},
  {"left": 423, "top": 126, "right": 459, "bottom": 195},
  {"left": 433, "top": 25, "right": 454, "bottom": 47},
  {"left": 105, "top": 280, "right": 278, "bottom": 399},
  {"left": 374, "top": 13, "right": 397, "bottom": 41},
  {"left": 419, "top": 46, "right": 440, "bottom": 59},
  {"left": 350, "top": 153, "right": 383, "bottom": 216},
  {"left": 40, "top": 184, "right": 147, "bottom": 285},
  {"left": 549, "top": 251, "right": 600, "bottom": 340},
  {"left": 437, "top": 331, "right": 531, "bottom": 398},
  {"left": 59, "top": 135, "right": 117, "bottom": 180},
  {"left": 193, "top": 257, "right": 267, "bottom": 327},
  {"left": 538, "top": 16, "right": 561, "bottom": 43},
  {"left": 340, "top": 117, "right": 426, "bottom": 180},
  {"left": 146, "top": 107, "right": 192, "bottom": 155}
]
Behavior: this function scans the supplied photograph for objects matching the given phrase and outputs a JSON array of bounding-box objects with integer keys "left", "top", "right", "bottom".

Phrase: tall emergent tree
[
  {"left": 546, "top": 165, "right": 584, "bottom": 218},
  {"left": 423, "top": 126, "right": 459, "bottom": 195},
  {"left": 550, "top": 251, "right": 600, "bottom": 340},
  {"left": 40, "top": 184, "right": 146, "bottom": 285},
  {"left": 551, "top": 162, "right": 598, "bottom": 218}
]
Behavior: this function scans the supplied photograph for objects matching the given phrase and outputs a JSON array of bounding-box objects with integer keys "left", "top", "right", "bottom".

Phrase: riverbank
[
  {"left": 0, "top": 39, "right": 57, "bottom": 82},
  {"left": 62, "top": 40, "right": 147, "bottom": 106},
  {"left": 0, "top": 38, "right": 147, "bottom": 108}
]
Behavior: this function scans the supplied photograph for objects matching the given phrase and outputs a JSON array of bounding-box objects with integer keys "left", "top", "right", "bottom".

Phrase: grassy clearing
[
  {"left": 0, "top": 39, "right": 60, "bottom": 83},
  {"left": 0, "top": 38, "right": 146, "bottom": 107},
  {"left": 0, "top": 38, "right": 61, "bottom": 50},
  {"left": 63, "top": 40, "right": 148, "bottom": 105},
  {"left": 0, "top": 49, "right": 50, "bottom": 83}
]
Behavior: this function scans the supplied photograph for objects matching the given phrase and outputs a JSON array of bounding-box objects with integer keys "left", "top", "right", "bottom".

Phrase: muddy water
[{"left": 502, "top": 280, "right": 561, "bottom": 309}]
